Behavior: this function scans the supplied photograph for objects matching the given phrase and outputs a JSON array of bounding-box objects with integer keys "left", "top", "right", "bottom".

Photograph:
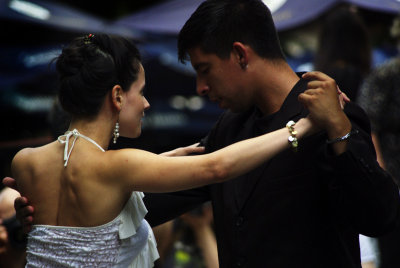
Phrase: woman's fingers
[{"left": 160, "top": 143, "right": 205, "bottom": 157}]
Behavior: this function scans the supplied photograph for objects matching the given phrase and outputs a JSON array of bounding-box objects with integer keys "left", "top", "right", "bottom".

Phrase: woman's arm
[{"left": 105, "top": 118, "right": 314, "bottom": 193}]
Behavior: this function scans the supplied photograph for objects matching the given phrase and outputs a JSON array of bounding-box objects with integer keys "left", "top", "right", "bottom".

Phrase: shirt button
[
  {"left": 236, "top": 257, "right": 245, "bottom": 267},
  {"left": 236, "top": 216, "right": 244, "bottom": 227}
]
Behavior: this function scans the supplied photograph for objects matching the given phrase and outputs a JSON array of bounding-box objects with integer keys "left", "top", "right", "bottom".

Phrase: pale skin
[{"left": 10, "top": 63, "right": 320, "bottom": 228}]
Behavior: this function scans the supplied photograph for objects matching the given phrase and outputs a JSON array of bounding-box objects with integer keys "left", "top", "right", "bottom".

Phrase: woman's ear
[
  {"left": 111, "top": 85, "right": 123, "bottom": 111},
  {"left": 232, "top": 42, "right": 249, "bottom": 70}
]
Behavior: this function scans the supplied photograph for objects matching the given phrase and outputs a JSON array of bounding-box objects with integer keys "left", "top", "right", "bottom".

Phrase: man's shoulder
[
  {"left": 212, "top": 108, "right": 256, "bottom": 134},
  {"left": 219, "top": 109, "right": 255, "bottom": 124},
  {"left": 203, "top": 109, "right": 256, "bottom": 150}
]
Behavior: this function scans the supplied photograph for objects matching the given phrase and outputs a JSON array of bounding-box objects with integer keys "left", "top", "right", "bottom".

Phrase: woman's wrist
[
  {"left": 295, "top": 118, "right": 313, "bottom": 138},
  {"left": 285, "top": 118, "right": 313, "bottom": 152}
]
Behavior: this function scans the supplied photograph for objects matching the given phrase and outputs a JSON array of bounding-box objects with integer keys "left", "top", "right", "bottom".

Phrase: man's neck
[{"left": 254, "top": 63, "right": 300, "bottom": 116}]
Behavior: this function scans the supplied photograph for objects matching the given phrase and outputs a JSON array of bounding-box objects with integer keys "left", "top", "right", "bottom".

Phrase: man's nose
[{"left": 196, "top": 79, "right": 210, "bottom": 96}]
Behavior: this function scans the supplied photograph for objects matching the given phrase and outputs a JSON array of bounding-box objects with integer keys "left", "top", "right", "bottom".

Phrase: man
[
  {"left": 146, "top": 1, "right": 399, "bottom": 267},
  {"left": 6, "top": 1, "right": 400, "bottom": 267}
]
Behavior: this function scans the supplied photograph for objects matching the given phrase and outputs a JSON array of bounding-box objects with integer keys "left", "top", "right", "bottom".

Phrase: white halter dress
[{"left": 25, "top": 129, "right": 159, "bottom": 268}]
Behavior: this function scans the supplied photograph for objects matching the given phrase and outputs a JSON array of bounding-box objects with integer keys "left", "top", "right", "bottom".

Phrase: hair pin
[{"left": 84, "top": 34, "right": 95, "bottom": 45}]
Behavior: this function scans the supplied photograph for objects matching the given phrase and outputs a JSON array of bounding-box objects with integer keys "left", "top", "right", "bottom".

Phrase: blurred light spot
[
  {"left": 159, "top": 53, "right": 195, "bottom": 76},
  {"left": 186, "top": 96, "right": 204, "bottom": 111},
  {"left": 263, "top": 0, "right": 287, "bottom": 13},
  {"left": 9, "top": 0, "right": 50, "bottom": 20},
  {"left": 23, "top": 49, "right": 60, "bottom": 68},
  {"left": 159, "top": 53, "right": 174, "bottom": 65},
  {"left": 169, "top": 95, "right": 205, "bottom": 111},
  {"left": 169, "top": 95, "right": 187, "bottom": 110},
  {"left": 296, "top": 62, "right": 313, "bottom": 72},
  {"left": 143, "top": 112, "right": 188, "bottom": 129},
  {"left": 14, "top": 95, "right": 54, "bottom": 112}
]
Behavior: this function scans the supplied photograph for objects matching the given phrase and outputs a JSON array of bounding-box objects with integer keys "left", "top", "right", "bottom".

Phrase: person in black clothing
[
  {"left": 7, "top": 1, "right": 400, "bottom": 267},
  {"left": 145, "top": 1, "right": 399, "bottom": 267}
]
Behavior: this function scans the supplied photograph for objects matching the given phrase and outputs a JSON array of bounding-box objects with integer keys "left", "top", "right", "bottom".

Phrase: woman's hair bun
[{"left": 56, "top": 34, "right": 141, "bottom": 118}]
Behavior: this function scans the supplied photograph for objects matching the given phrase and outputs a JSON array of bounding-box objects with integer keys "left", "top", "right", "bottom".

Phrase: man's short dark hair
[{"left": 178, "top": 0, "right": 285, "bottom": 63}]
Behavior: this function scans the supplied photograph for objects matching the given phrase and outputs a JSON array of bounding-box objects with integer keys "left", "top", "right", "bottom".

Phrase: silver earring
[{"left": 113, "top": 122, "right": 119, "bottom": 144}]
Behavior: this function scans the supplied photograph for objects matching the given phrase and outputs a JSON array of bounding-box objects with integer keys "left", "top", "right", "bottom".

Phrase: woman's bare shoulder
[
  {"left": 12, "top": 147, "right": 34, "bottom": 166},
  {"left": 102, "top": 147, "right": 160, "bottom": 169},
  {"left": 98, "top": 148, "right": 158, "bottom": 183},
  {"left": 11, "top": 147, "right": 34, "bottom": 181},
  {"left": 11, "top": 142, "right": 59, "bottom": 174}
]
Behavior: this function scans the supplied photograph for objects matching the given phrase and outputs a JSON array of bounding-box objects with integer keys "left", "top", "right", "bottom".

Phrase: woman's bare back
[{"left": 12, "top": 139, "right": 129, "bottom": 227}]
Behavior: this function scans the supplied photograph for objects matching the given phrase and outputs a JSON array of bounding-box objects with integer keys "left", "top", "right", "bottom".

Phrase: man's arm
[
  {"left": 300, "top": 71, "right": 352, "bottom": 155},
  {"left": 300, "top": 71, "right": 400, "bottom": 236},
  {"left": 144, "top": 188, "right": 210, "bottom": 227},
  {"left": 318, "top": 103, "right": 399, "bottom": 236}
]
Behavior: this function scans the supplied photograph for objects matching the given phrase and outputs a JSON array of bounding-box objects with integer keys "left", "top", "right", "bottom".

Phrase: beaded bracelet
[
  {"left": 286, "top": 120, "right": 298, "bottom": 152},
  {"left": 326, "top": 129, "right": 359, "bottom": 144}
]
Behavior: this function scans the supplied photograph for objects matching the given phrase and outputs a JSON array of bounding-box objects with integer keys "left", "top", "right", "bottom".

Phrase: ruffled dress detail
[
  {"left": 25, "top": 129, "right": 159, "bottom": 267},
  {"left": 26, "top": 192, "right": 159, "bottom": 267}
]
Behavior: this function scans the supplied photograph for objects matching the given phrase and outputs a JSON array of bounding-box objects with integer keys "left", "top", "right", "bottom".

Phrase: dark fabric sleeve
[
  {"left": 143, "top": 136, "right": 211, "bottom": 227},
  {"left": 143, "top": 187, "right": 210, "bottom": 227},
  {"left": 316, "top": 102, "right": 400, "bottom": 237}
]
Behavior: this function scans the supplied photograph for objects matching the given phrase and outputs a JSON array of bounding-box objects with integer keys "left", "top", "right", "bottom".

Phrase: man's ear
[
  {"left": 111, "top": 85, "right": 123, "bottom": 111},
  {"left": 232, "top": 42, "right": 249, "bottom": 69}
]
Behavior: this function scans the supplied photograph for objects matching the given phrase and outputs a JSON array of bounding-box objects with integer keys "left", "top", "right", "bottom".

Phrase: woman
[{"left": 11, "top": 34, "right": 335, "bottom": 267}]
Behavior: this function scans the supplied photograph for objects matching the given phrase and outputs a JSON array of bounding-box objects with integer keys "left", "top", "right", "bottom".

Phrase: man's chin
[
  {"left": 216, "top": 100, "right": 247, "bottom": 112},
  {"left": 218, "top": 100, "right": 230, "bottom": 110},
  {"left": 227, "top": 105, "right": 250, "bottom": 113}
]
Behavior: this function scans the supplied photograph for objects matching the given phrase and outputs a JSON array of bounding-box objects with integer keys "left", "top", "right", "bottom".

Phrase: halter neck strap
[{"left": 57, "top": 129, "right": 105, "bottom": 167}]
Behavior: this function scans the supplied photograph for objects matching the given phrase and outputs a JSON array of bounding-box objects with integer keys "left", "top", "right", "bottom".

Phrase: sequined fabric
[{"left": 26, "top": 192, "right": 159, "bottom": 267}]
